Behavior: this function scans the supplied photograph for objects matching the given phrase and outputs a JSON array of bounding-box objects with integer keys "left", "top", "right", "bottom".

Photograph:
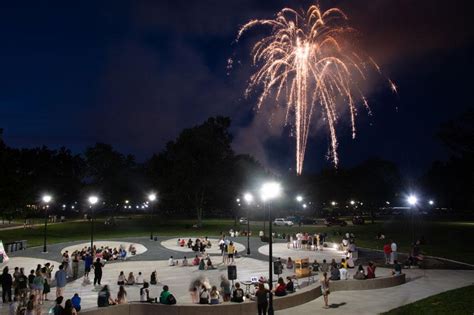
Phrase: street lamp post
[
  {"left": 407, "top": 195, "right": 418, "bottom": 245},
  {"left": 88, "top": 195, "right": 99, "bottom": 251},
  {"left": 244, "top": 193, "right": 253, "bottom": 255},
  {"left": 148, "top": 193, "right": 157, "bottom": 240},
  {"left": 42, "top": 195, "right": 52, "bottom": 253},
  {"left": 260, "top": 182, "right": 281, "bottom": 315}
]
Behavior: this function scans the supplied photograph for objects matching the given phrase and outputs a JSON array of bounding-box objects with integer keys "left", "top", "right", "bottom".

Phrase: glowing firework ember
[{"left": 236, "top": 5, "right": 395, "bottom": 174}]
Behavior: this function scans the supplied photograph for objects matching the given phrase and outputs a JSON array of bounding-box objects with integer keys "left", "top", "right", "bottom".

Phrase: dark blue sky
[{"left": 0, "top": 0, "right": 472, "bottom": 176}]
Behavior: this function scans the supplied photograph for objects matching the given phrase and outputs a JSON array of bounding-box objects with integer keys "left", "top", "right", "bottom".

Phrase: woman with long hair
[
  {"left": 320, "top": 272, "right": 330, "bottom": 309},
  {"left": 116, "top": 285, "right": 128, "bottom": 304}
]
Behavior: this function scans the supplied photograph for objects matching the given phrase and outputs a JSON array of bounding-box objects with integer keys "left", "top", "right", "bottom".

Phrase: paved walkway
[
  {"left": 276, "top": 269, "right": 474, "bottom": 314},
  {"left": 3, "top": 236, "right": 474, "bottom": 314}
]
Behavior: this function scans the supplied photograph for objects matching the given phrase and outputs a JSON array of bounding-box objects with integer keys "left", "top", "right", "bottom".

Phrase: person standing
[
  {"left": 72, "top": 254, "right": 79, "bottom": 279},
  {"left": 227, "top": 242, "right": 235, "bottom": 264},
  {"left": 93, "top": 258, "right": 104, "bottom": 286},
  {"left": 383, "top": 242, "right": 391, "bottom": 264},
  {"left": 390, "top": 240, "right": 397, "bottom": 264},
  {"left": 54, "top": 265, "right": 67, "bottom": 298},
  {"left": 1, "top": 266, "right": 13, "bottom": 303},
  {"left": 320, "top": 272, "right": 330, "bottom": 309},
  {"left": 255, "top": 282, "right": 269, "bottom": 315}
]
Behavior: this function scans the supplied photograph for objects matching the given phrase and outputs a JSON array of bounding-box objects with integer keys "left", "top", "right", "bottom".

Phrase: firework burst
[{"left": 236, "top": 5, "right": 395, "bottom": 174}]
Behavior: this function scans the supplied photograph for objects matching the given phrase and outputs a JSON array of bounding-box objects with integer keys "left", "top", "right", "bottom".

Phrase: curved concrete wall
[{"left": 80, "top": 274, "right": 405, "bottom": 315}]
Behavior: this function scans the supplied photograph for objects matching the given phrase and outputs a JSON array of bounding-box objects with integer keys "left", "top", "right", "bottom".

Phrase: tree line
[{"left": 0, "top": 110, "right": 472, "bottom": 223}]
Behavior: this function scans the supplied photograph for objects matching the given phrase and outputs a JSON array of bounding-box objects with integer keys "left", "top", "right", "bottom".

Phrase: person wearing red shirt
[
  {"left": 274, "top": 277, "right": 287, "bottom": 297},
  {"left": 383, "top": 243, "right": 391, "bottom": 264},
  {"left": 366, "top": 262, "right": 376, "bottom": 279}
]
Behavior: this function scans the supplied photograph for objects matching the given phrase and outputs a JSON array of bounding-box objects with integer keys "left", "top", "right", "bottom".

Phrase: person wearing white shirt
[
  {"left": 390, "top": 240, "right": 397, "bottom": 264},
  {"left": 168, "top": 256, "right": 175, "bottom": 266}
]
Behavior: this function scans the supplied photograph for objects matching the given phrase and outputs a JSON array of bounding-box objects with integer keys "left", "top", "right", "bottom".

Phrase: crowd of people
[{"left": 0, "top": 262, "right": 82, "bottom": 315}]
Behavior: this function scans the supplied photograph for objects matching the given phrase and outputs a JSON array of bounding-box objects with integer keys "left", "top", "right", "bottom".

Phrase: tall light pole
[
  {"left": 148, "top": 193, "right": 157, "bottom": 240},
  {"left": 407, "top": 195, "right": 418, "bottom": 245},
  {"left": 295, "top": 195, "right": 303, "bottom": 217},
  {"left": 244, "top": 193, "right": 253, "bottom": 255},
  {"left": 260, "top": 182, "right": 281, "bottom": 315},
  {"left": 88, "top": 195, "right": 99, "bottom": 251},
  {"left": 42, "top": 195, "right": 52, "bottom": 253}
]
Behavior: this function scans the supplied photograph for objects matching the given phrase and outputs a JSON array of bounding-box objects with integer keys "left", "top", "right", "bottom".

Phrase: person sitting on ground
[
  {"left": 353, "top": 265, "right": 366, "bottom": 280},
  {"left": 159, "top": 285, "right": 176, "bottom": 305},
  {"left": 136, "top": 272, "right": 143, "bottom": 284},
  {"left": 274, "top": 277, "right": 287, "bottom": 297},
  {"left": 206, "top": 257, "right": 215, "bottom": 270},
  {"left": 392, "top": 260, "right": 402, "bottom": 276},
  {"left": 179, "top": 239, "right": 186, "bottom": 247},
  {"left": 177, "top": 256, "right": 186, "bottom": 266},
  {"left": 98, "top": 285, "right": 115, "bottom": 307},
  {"left": 52, "top": 296, "right": 64, "bottom": 315},
  {"left": 63, "top": 299, "right": 78, "bottom": 315},
  {"left": 140, "top": 282, "right": 154, "bottom": 303},
  {"left": 198, "top": 258, "right": 206, "bottom": 271},
  {"left": 339, "top": 264, "right": 348, "bottom": 280},
  {"left": 346, "top": 256, "right": 355, "bottom": 269},
  {"left": 231, "top": 282, "right": 244, "bottom": 302},
  {"left": 330, "top": 262, "right": 340, "bottom": 280},
  {"left": 192, "top": 255, "right": 200, "bottom": 266},
  {"left": 285, "top": 276, "right": 295, "bottom": 293},
  {"left": 366, "top": 261, "right": 376, "bottom": 279},
  {"left": 286, "top": 257, "right": 294, "bottom": 269},
  {"left": 199, "top": 285, "right": 210, "bottom": 304},
  {"left": 311, "top": 259, "right": 320, "bottom": 272},
  {"left": 168, "top": 256, "right": 175, "bottom": 266},
  {"left": 320, "top": 259, "right": 329, "bottom": 273},
  {"left": 150, "top": 271, "right": 157, "bottom": 285},
  {"left": 71, "top": 293, "right": 81, "bottom": 312},
  {"left": 126, "top": 272, "right": 135, "bottom": 285},
  {"left": 187, "top": 239, "right": 193, "bottom": 248},
  {"left": 210, "top": 285, "right": 220, "bottom": 304},
  {"left": 129, "top": 244, "right": 137, "bottom": 255},
  {"left": 117, "top": 271, "right": 126, "bottom": 285},
  {"left": 340, "top": 258, "right": 348, "bottom": 269},
  {"left": 116, "top": 285, "right": 127, "bottom": 304}
]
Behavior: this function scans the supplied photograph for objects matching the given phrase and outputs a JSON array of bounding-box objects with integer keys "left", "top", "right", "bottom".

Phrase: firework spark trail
[{"left": 235, "top": 5, "right": 395, "bottom": 174}]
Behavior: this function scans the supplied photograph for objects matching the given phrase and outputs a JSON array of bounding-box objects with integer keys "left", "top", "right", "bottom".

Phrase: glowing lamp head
[
  {"left": 148, "top": 193, "right": 157, "bottom": 202},
  {"left": 296, "top": 195, "right": 303, "bottom": 203},
  {"left": 429, "top": 200, "right": 434, "bottom": 206},
  {"left": 42, "top": 195, "right": 52, "bottom": 203},
  {"left": 303, "top": 204, "right": 307, "bottom": 209},
  {"left": 407, "top": 195, "right": 418, "bottom": 206},
  {"left": 350, "top": 200, "right": 355, "bottom": 205},
  {"left": 244, "top": 193, "right": 254, "bottom": 204},
  {"left": 260, "top": 182, "right": 282, "bottom": 202},
  {"left": 88, "top": 196, "right": 99, "bottom": 205},
  {"left": 236, "top": 198, "right": 240, "bottom": 203},
  {"left": 331, "top": 201, "right": 336, "bottom": 206}
]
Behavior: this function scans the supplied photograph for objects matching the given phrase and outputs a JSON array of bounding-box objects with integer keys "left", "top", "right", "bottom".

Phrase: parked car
[
  {"left": 352, "top": 216, "right": 365, "bottom": 225},
  {"left": 299, "top": 217, "right": 318, "bottom": 225},
  {"left": 273, "top": 218, "right": 294, "bottom": 226},
  {"left": 239, "top": 217, "right": 248, "bottom": 225},
  {"left": 324, "top": 217, "right": 347, "bottom": 227}
]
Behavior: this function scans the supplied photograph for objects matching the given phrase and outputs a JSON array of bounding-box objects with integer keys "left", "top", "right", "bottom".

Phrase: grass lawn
[
  {"left": 1, "top": 215, "right": 473, "bottom": 264},
  {"left": 382, "top": 285, "right": 474, "bottom": 315}
]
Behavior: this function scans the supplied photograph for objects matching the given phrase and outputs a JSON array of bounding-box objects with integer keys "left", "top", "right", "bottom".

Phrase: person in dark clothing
[
  {"left": 231, "top": 283, "right": 244, "bottom": 303},
  {"left": 28, "top": 269, "right": 35, "bottom": 289},
  {"left": 255, "top": 283, "right": 269, "bottom": 315},
  {"left": 1, "top": 266, "right": 13, "bottom": 302},
  {"left": 93, "top": 258, "right": 104, "bottom": 286}
]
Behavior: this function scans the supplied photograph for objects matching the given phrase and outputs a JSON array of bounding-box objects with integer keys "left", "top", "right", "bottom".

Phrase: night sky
[{"left": 1, "top": 0, "right": 473, "bottom": 176}]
